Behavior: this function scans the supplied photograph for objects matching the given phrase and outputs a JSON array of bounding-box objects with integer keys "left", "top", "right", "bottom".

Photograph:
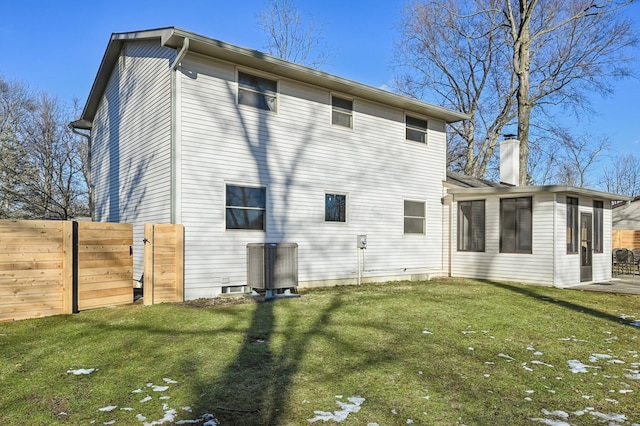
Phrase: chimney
[{"left": 500, "top": 138, "right": 520, "bottom": 186}]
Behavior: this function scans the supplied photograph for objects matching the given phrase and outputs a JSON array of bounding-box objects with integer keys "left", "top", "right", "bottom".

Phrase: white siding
[
  {"left": 451, "top": 191, "right": 614, "bottom": 287},
  {"left": 178, "top": 54, "right": 447, "bottom": 299},
  {"left": 451, "top": 193, "right": 555, "bottom": 286},
  {"left": 91, "top": 40, "right": 174, "bottom": 279}
]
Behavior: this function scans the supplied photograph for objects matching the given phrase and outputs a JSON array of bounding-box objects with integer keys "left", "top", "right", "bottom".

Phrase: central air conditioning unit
[{"left": 247, "top": 243, "right": 298, "bottom": 292}]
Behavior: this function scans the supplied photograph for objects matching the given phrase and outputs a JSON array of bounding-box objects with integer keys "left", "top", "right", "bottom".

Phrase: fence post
[
  {"left": 62, "top": 221, "right": 74, "bottom": 315},
  {"left": 143, "top": 224, "right": 154, "bottom": 306},
  {"left": 175, "top": 224, "right": 184, "bottom": 302}
]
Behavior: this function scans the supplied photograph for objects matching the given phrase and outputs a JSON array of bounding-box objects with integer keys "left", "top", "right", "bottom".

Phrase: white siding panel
[
  {"left": 91, "top": 40, "right": 174, "bottom": 279},
  {"left": 178, "top": 55, "right": 447, "bottom": 299},
  {"left": 452, "top": 194, "right": 555, "bottom": 286}
]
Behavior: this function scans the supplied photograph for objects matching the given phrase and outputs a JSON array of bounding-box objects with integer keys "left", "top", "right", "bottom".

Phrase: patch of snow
[
  {"left": 163, "top": 378, "right": 178, "bottom": 384},
  {"left": 630, "top": 320, "right": 640, "bottom": 327},
  {"left": 568, "top": 360, "right": 599, "bottom": 373},
  {"left": 531, "top": 360, "right": 554, "bottom": 368},
  {"left": 148, "top": 384, "right": 169, "bottom": 392},
  {"left": 67, "top": 368, "right": 96, "bottom": 375},
  {"left": 98, "top": 405, "right": 117, "bottom": 412},
  {"left": 589, "top": 411, "right": 627, "bottom": 422},
  {"left": 307, "top": 396, "right": 364, "bottom": 423},
  {"left": 619, "top": 389, "right": 633, "bottom": 394},
  {"left": 498, "top": 353, "right": 515, "bottom": 361},
  {"left": 140, "top": 395, "right": 152, "bottom": 403},
  {"left": 422, "top": 330, "right": 433, "bottom": 335}
]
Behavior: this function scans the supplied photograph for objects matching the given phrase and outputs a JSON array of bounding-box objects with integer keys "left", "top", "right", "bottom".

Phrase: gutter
[
  {"left": 171, "top": 37, "right": 189, "bottom": 70},
  {"left": 69, "top": 122, "right": 94, "bottom": 221},
  {"left": 170, "top": 39, "right": 189, "bottom": 223}
]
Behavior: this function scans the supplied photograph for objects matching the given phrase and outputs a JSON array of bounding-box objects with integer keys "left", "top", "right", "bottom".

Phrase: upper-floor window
[
  {"left": 404, "top": 200, "right": 426, "bottom": 234},
  {"left": 567, "top": 197, "right": 579, "bottom": 254},
  {"left": 325, "top": 193, "right": 347, "bottom": 222},
  {"left": 332, "top": 96, "right": 353, "bottom": 128},
  {"left": 406, "top": 115, "right": 428, "bottom": 144},
  {"left": 225, "top": 184, "right": 266, "bottom": 230},
  {"left": 238, "top": 71, "right": 277, "bottom": 112},
  {"left": 500, "top": 197, "right": 532, "bottom": 253},
  {"left": 458, "top": 200, "right": 485, "bottom": 252},
  {"left": 594, "top": 200, "right": 604, "bottom": 253}
]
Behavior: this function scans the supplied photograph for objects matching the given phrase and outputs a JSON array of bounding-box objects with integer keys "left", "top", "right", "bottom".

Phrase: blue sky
[{"left": 2, "top": 0, "right": 639, "bottom": 162}]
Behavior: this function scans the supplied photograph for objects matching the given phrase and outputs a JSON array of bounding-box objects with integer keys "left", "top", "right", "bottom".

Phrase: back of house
[{"left": 72, "top": 27, "right": 467, "bottom": 299}]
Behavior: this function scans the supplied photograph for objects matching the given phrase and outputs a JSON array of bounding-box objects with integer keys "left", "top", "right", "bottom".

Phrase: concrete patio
[{"left": 572, "top": 275, "right": 640, "bottom": 295}]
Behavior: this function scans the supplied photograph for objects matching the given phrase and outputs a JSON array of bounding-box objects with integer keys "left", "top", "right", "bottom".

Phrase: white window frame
[
  {"left": 237, "top": 69, "right": 278, "bottom": 113},
  {"left": 331, "top": 94, "right": 353, "bottom": 129},
  {"left": 225, "top": 183, "right": 267, "bottom": 231},
  {"left": 404, "top": 199, "right": 426, "bottom": 235},
  {"left": 405, "top": 114, "right": 429, "bottom": 144},
  {"left": 324, "top": 192, "right": 348, "bottom": 223}
]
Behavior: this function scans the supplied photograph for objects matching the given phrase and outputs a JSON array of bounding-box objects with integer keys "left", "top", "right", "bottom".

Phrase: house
[
  {"left": 612, "top": 196, "right": 640, "bottom": 249},
  {"left": 71, "top": 27, "right": 628, "bottom": 299},
  {"left": 71, "top": 27, "right": 468, "bottom": 299},
  {"left": 444, "top": 139, "right": 629, "bottom": 287}
]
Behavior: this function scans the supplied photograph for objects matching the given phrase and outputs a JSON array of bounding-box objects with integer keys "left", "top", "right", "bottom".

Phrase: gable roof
[{"left": 72, "top": 27, "right": 469, "bottom": 130}]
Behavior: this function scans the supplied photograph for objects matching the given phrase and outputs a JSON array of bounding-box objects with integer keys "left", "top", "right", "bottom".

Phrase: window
[
  {"left": 404, "top": 200, "right": 425, "bottom": 234},
  {"left": 500, "top": 197, "right": 532, "bottom": 253},
  {"left": 594, "top": 200, "right": 604, "bottom": 253},
  {"left": 458, "top": 200, "right": 485, "bottom": 252},
  {"left": 332, "top": 96, "right": 353, "bottom": 128},
  {"left": 325, "top": 193, "right": 346, "bottom": 222},
  {"left": 225, "top": 185, "right": 266, "bottom": 230},
  {"left": 406, "top": 115, "right": 428, "bottom": 144},
  {"left": 566, "top": 197, "right": 579, "bottom": 254},
  {"left": 238, "top": 71, "right": 277, "bottom": 112}
]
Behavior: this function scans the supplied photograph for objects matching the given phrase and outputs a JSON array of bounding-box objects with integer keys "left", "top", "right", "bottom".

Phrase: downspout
[
  {"left": 552, "top": 193, "right": 557, "bottom": 287},
  {"left": 170, "top": 38, "right": 189, "bottom": 224},
  {"left": 70, "top": 125, "right": 94, "bottom": 221}
]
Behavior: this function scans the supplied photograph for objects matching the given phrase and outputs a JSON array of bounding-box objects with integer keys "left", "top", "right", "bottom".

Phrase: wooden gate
[
  {"left": 76, "top": 222, "right": 133, "bottom": 311},
  {"left": 143, "top": 224, "right": 184, "bottom": 305}
]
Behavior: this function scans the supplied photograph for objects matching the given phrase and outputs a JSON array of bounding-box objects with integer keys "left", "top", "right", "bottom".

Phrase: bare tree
[
  {"left": 0, "top": 76, "right": 88, "bottom": 219},
  {"left": 0, "top": 77, "right": 37, "bottom": 217},
  {"left": 505, "top": 0, "right": 637, "bottom": 185},
  {"left": 396, "top": 0, "right": 637, "bottom": 183},
  {"left": 600, "top": 153, "right": 640, "bottom": 197},
  {"left": 546, "top": 127, "right": 609, "bottom": 187},
  {"left": 396, "top": 0, "right": 517, "bottom": 178},
  {"left": 257, "top": 0, "right": 331, "bottom": 68}
]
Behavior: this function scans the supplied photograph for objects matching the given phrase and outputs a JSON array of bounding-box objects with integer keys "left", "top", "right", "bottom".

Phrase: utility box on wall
[{"left": 247, "top": 243, "right": 298, "bottom": 291}]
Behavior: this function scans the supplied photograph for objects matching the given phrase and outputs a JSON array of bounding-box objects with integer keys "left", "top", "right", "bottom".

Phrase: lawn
[{"left": 0, "top": 278, "right": 639, "bottom": 425}]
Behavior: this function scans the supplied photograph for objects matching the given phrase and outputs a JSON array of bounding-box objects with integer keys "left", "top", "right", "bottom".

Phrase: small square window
[
  {"left": 406, "top": 115, "right": 428, "bottom": 143},
  {"left": 332, "top": 96, "right": 353, "bottom": 128},
  {"left": 404, "top": 200, "right": 425, "bottom": 234},
  {"left": 238, "top": 71, "right": 277, "bottom": 112},
  {"left": 325, "top": 194, "right": 346, "bottom": 222}
]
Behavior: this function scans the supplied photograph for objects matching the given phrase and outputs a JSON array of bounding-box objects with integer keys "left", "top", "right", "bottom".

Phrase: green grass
[{"left": 1, "top": 278, "right": 639, "bottom": 425}]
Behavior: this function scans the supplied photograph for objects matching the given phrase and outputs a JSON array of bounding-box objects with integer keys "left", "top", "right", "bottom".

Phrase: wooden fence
[
  {"left": 0, "top": 220, "right": 73, "bottom": 322},
  {"left": 612, "top": 229, "right": 640, "bottom": 249},
  {"left": 1, "top": 220, "right": 184, "bottom": 322},
  {"left": 144, "top": 224, "right": 184, "bottom": 305},
  {"left": 77, "top": 222, "right": 133, "bottom": 311}
]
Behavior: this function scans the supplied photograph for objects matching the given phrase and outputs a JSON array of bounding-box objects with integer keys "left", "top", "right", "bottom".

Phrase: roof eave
[
  {"left": 448, "top": 185, "right": 632, "bottom": 202},
  {"left": 73, "top": 27, "right": 469, "bottom": 128}
]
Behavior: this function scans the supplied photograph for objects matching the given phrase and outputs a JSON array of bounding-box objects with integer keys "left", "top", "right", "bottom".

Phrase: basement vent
[{"left": 247, "top": 243, "right": 298, "bottom": 290}]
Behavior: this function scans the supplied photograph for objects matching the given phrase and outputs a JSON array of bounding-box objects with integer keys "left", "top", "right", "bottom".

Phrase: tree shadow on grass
[
  {"left": 187, "top": 293, "right": 344, "bottom": 424},
  {"left": 483, "top": 280, "right": 638, "bottom": 328}
]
